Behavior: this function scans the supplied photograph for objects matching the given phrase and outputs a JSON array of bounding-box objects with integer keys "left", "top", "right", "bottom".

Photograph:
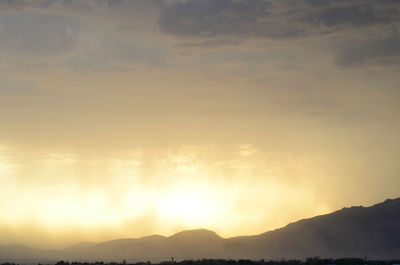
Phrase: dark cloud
[
  {"left": 156, "top": 0, "right": 400, "bottom": 67},
  {"left": 1, "top": 0, "right": 400, "bottom": 68},
  {"left": 3, "top": 0, "right": 398, "bottom": 41},
  {"left": 334, "top": 35, "right": 400, "bottom": 66},
  {"left": 158, "top": 0, "right": 305, "bottom": 39},
  {"left": 305, "top": 4, "right": 396, "bottom": 27},
  {"left": 157, "top": 0, "right": 399, "bottom": 39},
  {"left": 305, "top": 0, "right": 354, "bottom": 7}
]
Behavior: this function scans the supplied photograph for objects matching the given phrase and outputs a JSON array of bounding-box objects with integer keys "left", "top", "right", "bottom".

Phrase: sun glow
[
  {"left": 157, "top": 187, "right": 222, "bottom": 226},
  {"left": 0, "top": 145, "right": 332, "bottom": 247}
]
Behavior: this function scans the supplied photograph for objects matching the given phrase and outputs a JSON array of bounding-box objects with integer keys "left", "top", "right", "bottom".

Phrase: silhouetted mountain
[
  {"left": 1, "top": 198, "right": 399, "bottom": 262},
  {"left": 229, "top": 198, "right": 400, "bottom": 259}
]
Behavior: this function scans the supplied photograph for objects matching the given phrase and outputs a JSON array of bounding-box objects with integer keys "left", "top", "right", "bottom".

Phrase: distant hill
[
  {"left": 230, "top": 198, "right": 400, "bottom": 259},
  {"left": 1, "top": 198, "right": 399, "bottom": 262}
]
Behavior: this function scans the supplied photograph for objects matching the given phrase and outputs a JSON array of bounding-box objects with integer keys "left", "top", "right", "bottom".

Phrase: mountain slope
[
  {"left": 235, "top": 198, "right": 400, "bottom": 259},
  {"left": 1, "top": 198, "right": 399, "bottom": 262}
]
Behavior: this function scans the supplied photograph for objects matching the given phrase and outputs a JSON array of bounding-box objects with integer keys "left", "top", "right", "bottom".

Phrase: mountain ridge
[{"left": 1, "top": 198, "right": 399, "bottom": 262}]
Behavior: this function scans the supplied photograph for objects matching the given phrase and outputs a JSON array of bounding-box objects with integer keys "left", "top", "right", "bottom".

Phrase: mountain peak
[{"left": 170, "top": 229, "right": 221, "bottom": 240}]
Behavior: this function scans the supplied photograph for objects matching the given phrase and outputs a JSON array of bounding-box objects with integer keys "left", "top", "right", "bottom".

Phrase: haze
[{"left": 0, "top": 0, "right": 399, "bottom": 248}]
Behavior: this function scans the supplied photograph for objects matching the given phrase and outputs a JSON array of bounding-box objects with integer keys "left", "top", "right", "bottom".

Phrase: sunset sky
[{"left": 0, "top": 0, "right": 400, "bottom": 248}]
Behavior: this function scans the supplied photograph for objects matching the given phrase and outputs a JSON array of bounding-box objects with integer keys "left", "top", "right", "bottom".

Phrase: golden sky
[{"left": 0, "top": 0, "right": 400, "bottom": 248}]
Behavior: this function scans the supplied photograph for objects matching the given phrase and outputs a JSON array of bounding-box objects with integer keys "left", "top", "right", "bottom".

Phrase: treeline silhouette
[{"left": 2, "top": 258, "right": 400, "bottom": 265}]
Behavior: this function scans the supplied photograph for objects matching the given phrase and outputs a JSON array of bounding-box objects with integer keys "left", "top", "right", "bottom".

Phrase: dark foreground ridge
[
  {"left": 1, "top": 198, "right": 399, "bottom": 262},
  {"left": 2, "top": 258, "right": 400, "bottom": 265}
]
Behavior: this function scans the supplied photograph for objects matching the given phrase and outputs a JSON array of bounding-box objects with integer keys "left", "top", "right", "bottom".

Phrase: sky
[{"left": 0, "top": 0, "right": 400, "bottom": 248}]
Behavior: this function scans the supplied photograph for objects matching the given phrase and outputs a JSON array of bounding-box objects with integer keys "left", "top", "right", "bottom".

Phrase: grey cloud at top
[
  {"left": 156, "top": 0, "right": 400, "bottom": 68},
  {"left": 2, "top": 0, "right": 398, "bottom": 40},
  {"left": 304, "top": 4, "right": 397, "bottom": 27},
  {"left": 157, "top": 0, "right": 399, "bottom": 39},
  {"left": 1, "top": 0, "right": 400, "bottom": 69},
  {"left": 0, "top": 0, "right": 160, "bottom": 11},
  {"left": 158, "top": 0, "right": 306, "bottom": 39}
]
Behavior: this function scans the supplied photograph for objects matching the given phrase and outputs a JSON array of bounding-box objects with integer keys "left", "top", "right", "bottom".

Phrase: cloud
[
  {"left": 0, "top": 11, "right": 81, "bottom": 56},
  {"left": 157, "top": 0, "right": 400, "bottom": 39},
  {"left": 0, "top": 0, "right": 160, "bottom": 14},
  {"left": 158, "top": 0, "right": 305, "bottom": 39},
  {"left": 304, "top": 3, "right": 398, "bottom": 27},
  {"left": 2, "top": 0, "right": 399, "bottom": 41},
  {"left": 156, "top": 0, "right": 400, "bottom": 68},
  {"left": 307, "top": 6, "right": 384, "bottom": 27},
  {"left": 0, "top": 2, "right": 166, "bottom": 71},
  {"left": 1, "top": 0, "right": 399, "bottom": 69},
  {"left": 65, "top": 34, "right": 169, "bottom": 72},
  {"left": 334, "top": 35, "right": 400, "bottom": 66},
  {"left": 0, "top": 0, "right": 104, "bottom": 11},
  {"left": 173, "top": 39, "right": 240, "bottom": 50}
]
